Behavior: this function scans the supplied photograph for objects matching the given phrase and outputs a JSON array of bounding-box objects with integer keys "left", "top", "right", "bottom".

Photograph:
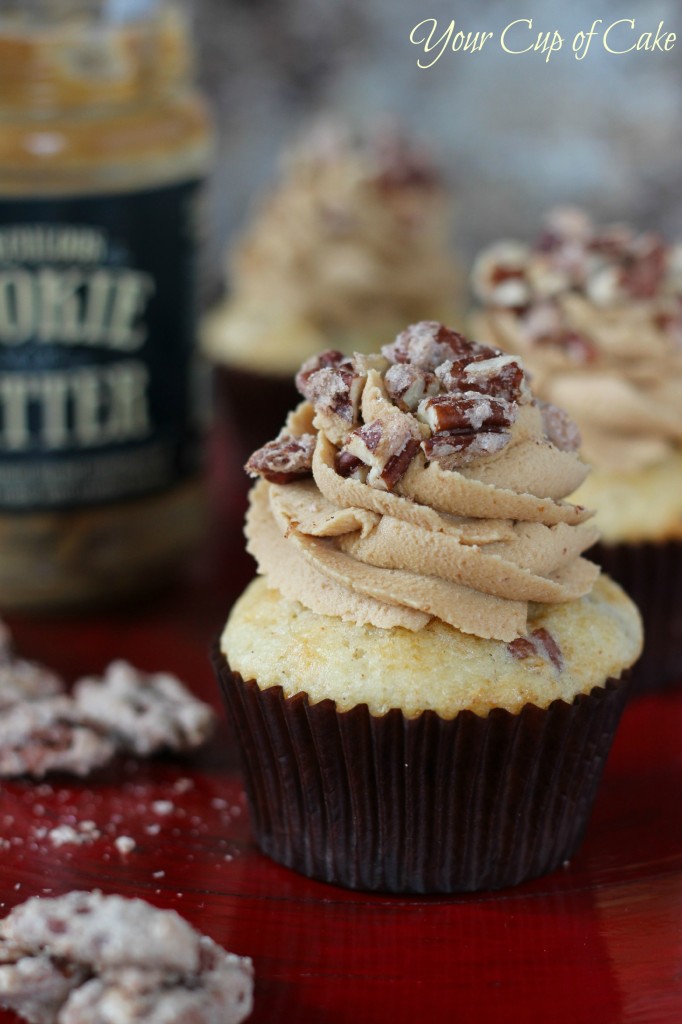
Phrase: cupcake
[
  {"left": 214, "top": 322, "right": 642, "bottom": 893},
  {"left": 471, "top": 208, "right": 682, "bottom": 692},
  {"left": 202, "top": 123, "right": 461, "bottom": 454}
]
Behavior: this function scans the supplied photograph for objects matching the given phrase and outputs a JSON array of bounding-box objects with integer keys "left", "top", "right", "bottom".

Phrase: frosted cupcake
[
  {"left": 215, "top": 322, "right": 642, "bottom": 893},
  {"left": 472, "top": 208, "right": 682, "bottom": 691},
  {"left": 202, "top": 124, "right": 461, "bottom": 452}
]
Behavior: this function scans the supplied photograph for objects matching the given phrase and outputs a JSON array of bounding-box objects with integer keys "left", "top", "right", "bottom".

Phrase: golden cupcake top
[
  {"left": 202, "top": 124, "right": 461, "bottom": 375},
  {"left": 471, "top": 208, "right": 682, "bottom": 473},
  {"left": 244, "top": 321, "right": 599, "bottom": 642}
]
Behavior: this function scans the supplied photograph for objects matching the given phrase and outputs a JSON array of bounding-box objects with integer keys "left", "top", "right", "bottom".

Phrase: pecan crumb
[
  {"left": 507, "top": 637, "right": 537, "bottom": 660},
  {"left": 532, "top": 628, "right": 564, "bottom": 671},
  {"left": 508, "top": 629, "right": 564, "bottom": 671}
]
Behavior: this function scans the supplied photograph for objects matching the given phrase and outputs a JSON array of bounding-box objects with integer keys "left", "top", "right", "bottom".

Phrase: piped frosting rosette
[
  {"left": 245, "top": 322, "right": 599, "bottom": 642},
  {"left": 202, "top": 124, "right": 460, "bottom": 375},
  {"left": 471, "top": 207, "right": 682, "bottom": 472}
]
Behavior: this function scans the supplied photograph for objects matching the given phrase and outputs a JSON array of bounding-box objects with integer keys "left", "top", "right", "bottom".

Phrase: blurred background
[{"left": 194, "top": 0, "right": 682, "bottom": 297}]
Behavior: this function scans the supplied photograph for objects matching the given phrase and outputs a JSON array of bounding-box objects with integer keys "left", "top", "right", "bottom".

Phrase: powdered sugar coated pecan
[
  {"left": 417, "top": 392, "right": 516, "bottom": 434},
  {"left": 538, "top": 401, "right": 581, "bottom": 452},
  {"left": 382, "top": 322, "right": 479, "bottom": 371},
  {"left": 295, "top": 350, "right": 365, "bottom": 429},
  {"left": 0, "top": 892, "right": 254, "bottom": 1024},
  {"left": 437, "top": 353, "right": 526, "bottom": 402},
  {"left": 245, "top": 433, "right": 316, "bottom": 484},
  {"left": 422, "top": 429, "right": 511, "bottom": 470},
  {"left": 471, "top": 243, "right": 532, "bottom": 307},
  {"left": 384, "top": 363, "right": 439, "bottom": 411},
  {"left": 343, "top": 417, "right": 421, "bottom": 491},
  {"left": 0, "top": 697, "right": 116, "bottom": 779},
  {"left": 0, "top": 658, "right": 64, "bottom": 710},
  {"left": 73, "top": 660, "right": 216, "bottom": 757}
]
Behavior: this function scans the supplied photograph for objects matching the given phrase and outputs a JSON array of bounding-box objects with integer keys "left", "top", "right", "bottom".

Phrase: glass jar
[{"left": 0, "top": 0, "right": 212, "bottom": 611}]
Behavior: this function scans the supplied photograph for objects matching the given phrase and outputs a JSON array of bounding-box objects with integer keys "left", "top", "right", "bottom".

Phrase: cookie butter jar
[{"left": 0, "top": 0, "right": 212, "bottom": 611}]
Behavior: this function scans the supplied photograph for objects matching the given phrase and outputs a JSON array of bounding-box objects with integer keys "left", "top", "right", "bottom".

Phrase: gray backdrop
[{"left": 194, "top": 0, "right": 682, "bottom": 297}]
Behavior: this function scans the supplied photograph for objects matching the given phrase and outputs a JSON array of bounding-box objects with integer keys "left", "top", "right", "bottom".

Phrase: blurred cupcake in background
[
  {"left": 202, "top": 121, "right": 462, "bottom": 453},
  {"left": 471, "top": 207, "right": 682, "bottom": 693}
]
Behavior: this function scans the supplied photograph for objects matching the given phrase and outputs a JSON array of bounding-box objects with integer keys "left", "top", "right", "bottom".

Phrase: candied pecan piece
[
  {"left": 0, "top": 953, "right": 88, "bottom": 1024},
  {"left": 417, "top": 392, "right": 516, "bottom": 434},
  {"left": 437, "top": 354, "right": 525, "bottom": 402},
  {"left": 0, "top": 697, "right": 116, "bottom": 779},
  {"left": 422, "top": 428, "right": 511, "bottom": 469},
  {"left": 382, "top": 321, "right": 487, "bottom": 370},
  {"left": 73, "top": 660, "right": 216, "bottom": 757},
  {"left": 536, "top": 329, "right": 597, "bottom": 364},
  {"left": 335, "top": 450, "right": 366, "bottom": 480},
  {"left": 381, "top": 438, "right": 421, "bottom": 490},
  {"left": 372, "top": 133, "right": 439, "bottom": 191},
  {"left": 538, "top": 401, "right": 581, "bottom": 452},
  {"left": 0, "top": 892, "right": 254, "bottom": 1024},
  {"left": 343, "top": 417, "right": 420, "bottom": 491},
  {"left": 296, "top": 364, "right": 364, "bottom": 429},
  {"left": 245, "top": 433, "right": 316, "bottom": 484},
  {"left": 295, "top": 349, "right": 349, "bottom": 395},
  {"left": 619, "top": 233, "right": 667, "bottom": 299},
  {"left": 471, "top": 243, "right": 532, "bottom": 307},
  {"left": 0, "top": 658, "right": 64, "bottom": 710},
  {"left": 384, "top": 363, "right": 439, "bottom": 411}
]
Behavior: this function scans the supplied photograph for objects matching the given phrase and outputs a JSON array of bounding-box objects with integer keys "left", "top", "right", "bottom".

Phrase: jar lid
[{"left": 0, "top": 1, "right": 192, "bottom": 112}]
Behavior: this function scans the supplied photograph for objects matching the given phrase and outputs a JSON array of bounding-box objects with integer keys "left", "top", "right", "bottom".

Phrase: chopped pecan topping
[
  {"left": 381, "top": 438, "right": 421, "bottom": 490},
  {"left": 335, "top": 450, "right": 366, "bottom": 480},
  {"left": 384, "top": 363, "right": 439, "bottom": 411},
  {"left": 0, "top": 892, "right": 254, "bottom": 1024},
  {"left": 536, "top": 329, "right": 598, "bottom": 364},
  {"left": 343, "top": 417, "right": 420, "bottom": 491},
  {"left": 619, "top": 233, "right": 667, "bottom": 299},
  {"left": 422, "top": 428, "right": 511, "bottom": 469},
  {"left": 295, "top": 357, "right": 364, "bottom": 430},
  {"left": 538, "top": 401, "right": 581, "bottom": 452},
  {"left": 508, "top": 628, "right": 564, "bottom": 671},
  {"left": 295, "top": 349, "right": 349, "bottom": 394},
  {"left": 417, "top": 392, "right": 516, "bottom": 434},
  {"left": 372, "top": 134, "right": 439, "bottom": 191},
  {"left": 471, "top": 243, "right": 532, "bottom": 307},
  {"left": 437, "top": 354, "right": 525, "bottom": 402},
  {"left": 382, "top": 321, "right": 485, "bottom": 371},
  {"left": 0, "top": 697, "right": 116, "bottom": 779},
  {"left": 245, "top": 434, "right": 316, "bottom": 484}
]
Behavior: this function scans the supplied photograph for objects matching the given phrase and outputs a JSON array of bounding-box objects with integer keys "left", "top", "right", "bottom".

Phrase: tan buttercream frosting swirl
[
  {"left": 244, "top": 322, "right": 599, "bottom": 642},
  {"left": 471, "top": 207, "right": 682, "bottom": 473},
  {"left": 202, "top": 123, "right": 460, "bottom": 375}
]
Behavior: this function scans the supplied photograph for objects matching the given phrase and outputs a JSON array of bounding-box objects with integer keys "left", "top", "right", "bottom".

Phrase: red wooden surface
[{"left": 0, "top": 443, "right": 681, "bottom": 1024}]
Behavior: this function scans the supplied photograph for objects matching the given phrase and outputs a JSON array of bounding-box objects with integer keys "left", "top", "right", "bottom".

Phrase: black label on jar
[{"left": 0, "top": 180, "right": 203, "bottom": 511}]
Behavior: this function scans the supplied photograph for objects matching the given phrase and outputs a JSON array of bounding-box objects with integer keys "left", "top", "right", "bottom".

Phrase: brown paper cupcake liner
[
  {"left": 214, "top": 650, "right": 630, "bottom": 893},
  {"left": 591, "top": 540, "right": 682, "bottom": 694}
]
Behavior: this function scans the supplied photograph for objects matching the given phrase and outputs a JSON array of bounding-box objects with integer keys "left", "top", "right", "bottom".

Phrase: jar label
[{"left": 0, "top": 180, "right": 203, "bottom": 510}]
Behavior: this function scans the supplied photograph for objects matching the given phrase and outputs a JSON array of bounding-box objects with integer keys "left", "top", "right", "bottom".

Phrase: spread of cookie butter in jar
[{"left": 0, "top": 0, "right": 212, "bottom": 612}]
